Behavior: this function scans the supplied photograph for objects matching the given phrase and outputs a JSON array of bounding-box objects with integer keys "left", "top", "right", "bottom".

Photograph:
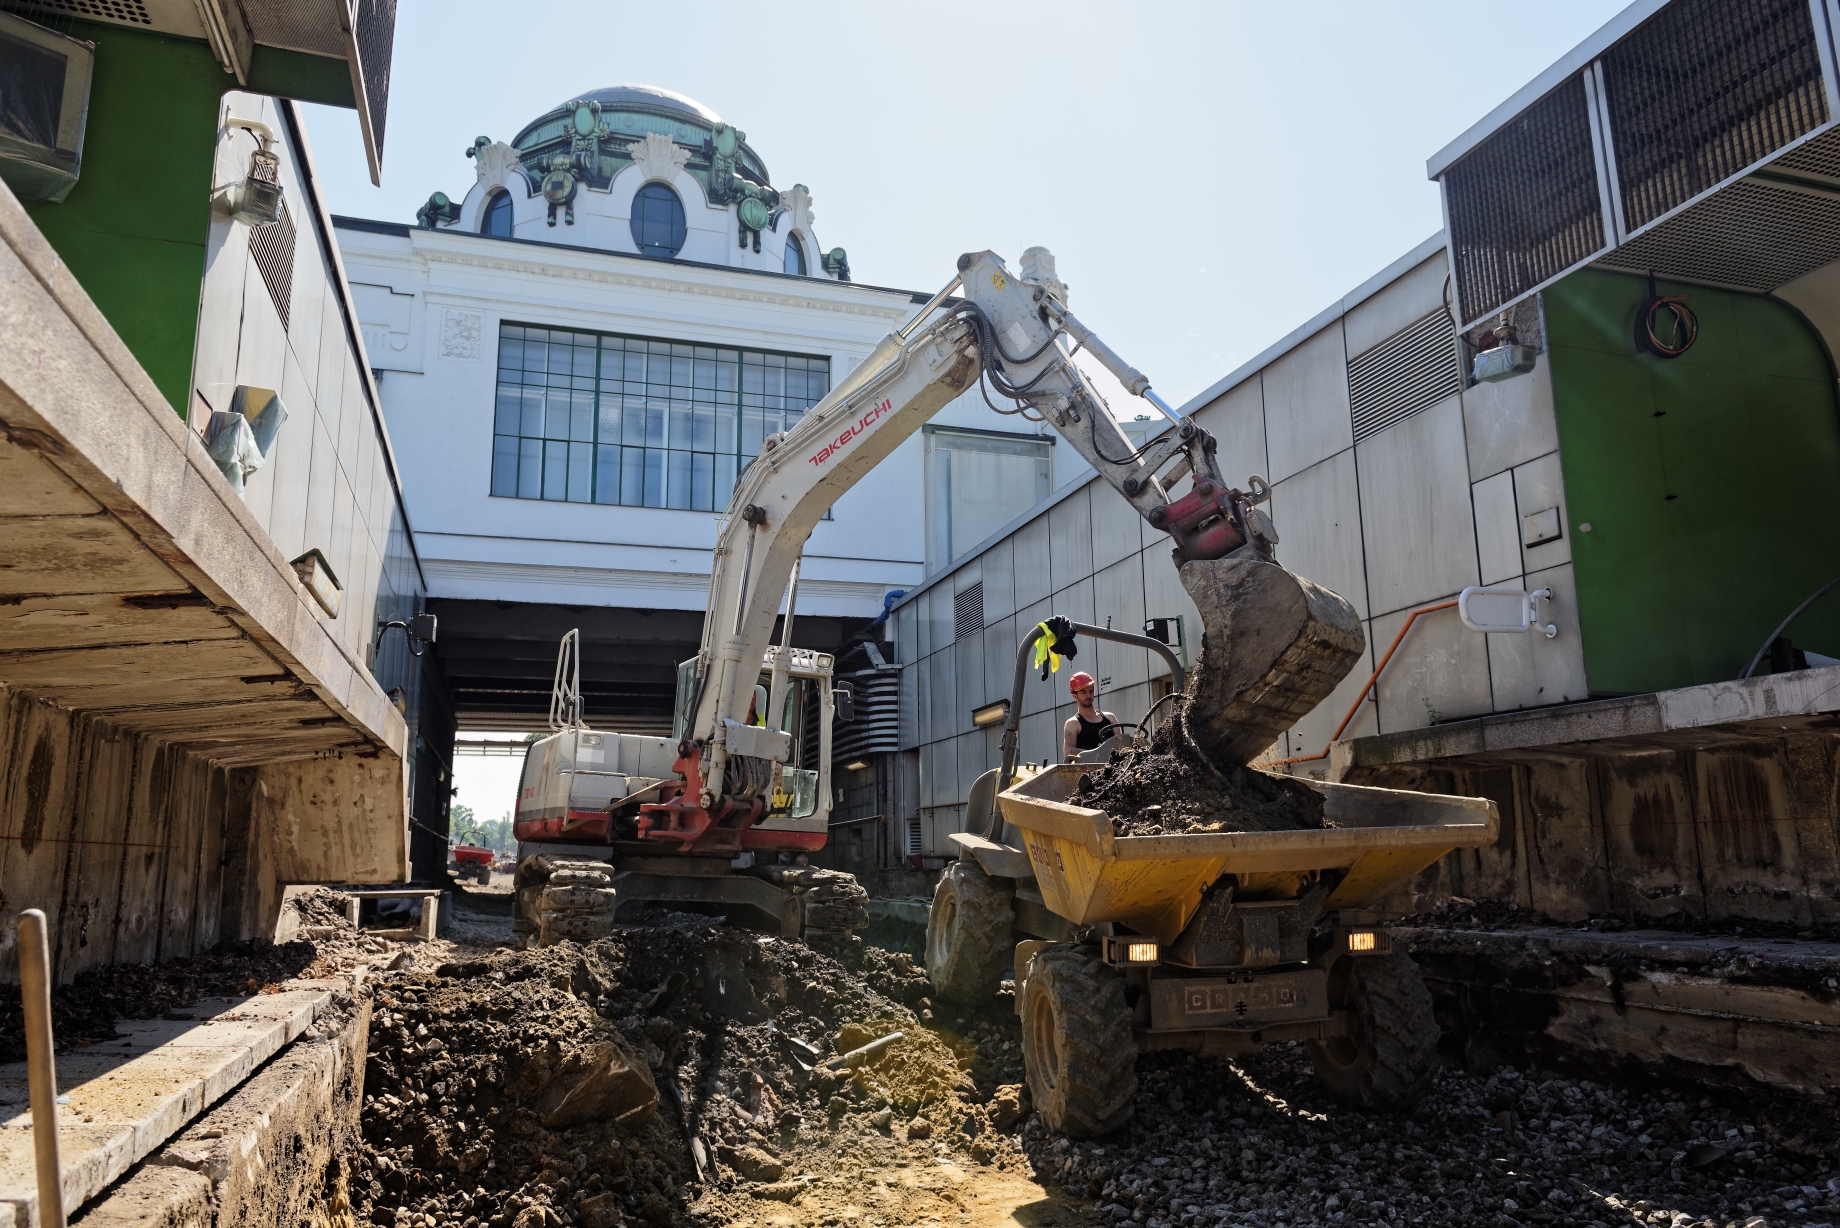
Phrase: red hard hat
[{"left": 1068, "top": 671, "right": 1096, "bottom": 693}]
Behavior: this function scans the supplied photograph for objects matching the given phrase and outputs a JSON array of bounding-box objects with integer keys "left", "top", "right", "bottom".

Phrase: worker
[{"left": 1062, "top": 672, "right": 1119, "bottom": 760}]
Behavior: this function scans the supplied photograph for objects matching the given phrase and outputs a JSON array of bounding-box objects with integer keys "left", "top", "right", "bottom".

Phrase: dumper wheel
[
  {"left": 1021, "top": 944, "right": 1137, "bottom": 1138},
  {"left": 926, "top": 859, "right": 1014, "bottom": 1003},
  {"left": 1305, "top": 949, "right": 1438, "bottom": 1110}
]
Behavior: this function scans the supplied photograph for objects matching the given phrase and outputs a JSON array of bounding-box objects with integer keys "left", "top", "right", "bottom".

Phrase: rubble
[
  {"left": 347, "top": 917, "right": 1032, "bottom": 1227},
  {"left": 1073, "top": 708, "right": 1326, "bottom": 836}
]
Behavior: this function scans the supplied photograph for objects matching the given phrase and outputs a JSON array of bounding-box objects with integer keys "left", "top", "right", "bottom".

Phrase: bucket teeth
[{"left": 1178, "top": 558, "right": 1366, "bottom": 765}]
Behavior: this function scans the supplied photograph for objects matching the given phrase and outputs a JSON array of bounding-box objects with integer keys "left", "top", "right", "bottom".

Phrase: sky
[{"left": 303, "top": 0, "right": 1632, "bottom": 412}]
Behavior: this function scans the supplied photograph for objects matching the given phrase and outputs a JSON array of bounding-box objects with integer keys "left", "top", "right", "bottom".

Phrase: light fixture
[
  {"left": 214, "top": 118, "right": 284, "bottom": 227},
  {"left": 1347, "top": 931, "right": 1377, "bottom": 952},
  {"left": 291, "top": 549, "right": 341, "bottom": 618},
  {"left": 843, "top": 760, "right": 870, "bottom": 772},
  {"left": 971, "top": 699, "right": 1009, "bottom": 728},
  {"left": 1101, "top": 936, "right": 1159, "bottom": 966}
]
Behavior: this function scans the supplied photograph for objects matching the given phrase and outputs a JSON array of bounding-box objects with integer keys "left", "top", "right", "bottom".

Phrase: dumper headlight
[
  {"left": 1101, "top": 937, "right": 1159, "bottom": 966},
  {"left": 1347, "top": 931, "right": 1378, "bottom": 953},
  {"left": 1126, "top": 942, "right": 1158, "bottom": 963}
]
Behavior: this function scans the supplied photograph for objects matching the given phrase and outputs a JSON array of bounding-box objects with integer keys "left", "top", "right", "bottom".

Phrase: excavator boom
[{"left": 642, "top": 249, "right": 1364, "bottom": 850}]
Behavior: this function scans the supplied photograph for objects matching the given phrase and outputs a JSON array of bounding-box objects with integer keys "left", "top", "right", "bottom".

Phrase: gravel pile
[
  {"left": 1017, "top": 1043, "right": 1840, "bottom": 1228},
  {"left": 1072, "top": 709, "right": 1326, "bottom": 836}
]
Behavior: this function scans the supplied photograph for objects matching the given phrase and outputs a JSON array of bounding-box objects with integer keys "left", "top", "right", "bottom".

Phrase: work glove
[{"left": 1032, "top": 616, "right": 1080, "bottom": 680}]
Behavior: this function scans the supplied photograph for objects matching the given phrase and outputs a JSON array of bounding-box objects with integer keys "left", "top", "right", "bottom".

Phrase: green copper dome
[{"left": 509, "top": 85, "right": 770, "bottom": 194}]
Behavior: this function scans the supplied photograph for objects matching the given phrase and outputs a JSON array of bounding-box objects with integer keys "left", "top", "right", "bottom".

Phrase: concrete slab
[
  {"left": 0, "top": 982, "right": 335, "bottom": 1227},
  {"left": 1405, "top": 924, "right": 1840, "bottom": 1099}
]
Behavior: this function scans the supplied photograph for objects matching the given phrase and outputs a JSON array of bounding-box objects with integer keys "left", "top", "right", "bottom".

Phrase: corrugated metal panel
[
  {"left": 1348, "top": 312, "right": 1461, "bottom": 444},
  {"left": 1602, "top": 0, "right": 1828, "bottom": 233},
  {"left": 1442, "top": 74, "right": 1607, "bottom": 325}
]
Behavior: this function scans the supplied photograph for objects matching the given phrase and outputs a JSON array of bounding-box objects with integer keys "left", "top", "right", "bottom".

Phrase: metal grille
[
  {"left": 1771, "top": 124, "right": 1840, "bottom": 177},
  {"left": 352, "top": 0, "right": 395, "bottom": 165},
  {"left": 953, "top": 581, "right": 984, "bottom": 641},
  {"left": 1348, "top": 312, "right": 1460, "bottom": 443},
  {"left": 906, "top": 816, "right": 923, "bottom": 857},
  {"left": 1599, "top": 177, "right": 1840, "bottom": 290},
  {"left": 236, "top": 0, "right": 345, "bottom": 55},
  {"left": 1602, "top": 0, "right": 1828, "bottom": 233},
  {"left": 250, "top": 196, "right": 296, "bottom": 331},
  {"left": 2, "top": 0, "right": 149, "bottom": 23},
  {"left": 1442, "top": 75, "right": 1605, "bottom": 326}
]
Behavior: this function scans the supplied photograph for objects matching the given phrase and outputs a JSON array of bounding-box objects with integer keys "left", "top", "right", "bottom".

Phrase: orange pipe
[{"left": 1272, "top": 598, "right": 1459, "bottom": 765}]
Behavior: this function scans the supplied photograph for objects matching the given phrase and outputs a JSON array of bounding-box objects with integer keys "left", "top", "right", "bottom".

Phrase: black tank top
[{"left": 1074, "top": 711, "right": 1117, "bottom": 750}]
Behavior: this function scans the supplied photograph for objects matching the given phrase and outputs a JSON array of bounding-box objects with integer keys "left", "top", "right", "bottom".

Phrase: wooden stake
[{"left": 18, "top": 909, "right": 66, "bottom": 1228}]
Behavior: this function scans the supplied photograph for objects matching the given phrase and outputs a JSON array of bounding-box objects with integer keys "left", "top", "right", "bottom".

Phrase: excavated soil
[
  {"left": 1072, "top": 708, "right": 1326, "bottom": 837},
  {"left": 349, "top": 916, "right": 1080, "bottom": 1228}
]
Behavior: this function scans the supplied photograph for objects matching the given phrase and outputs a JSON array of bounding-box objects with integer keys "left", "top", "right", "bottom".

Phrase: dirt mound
[
  {"left": 287, "top": 886, "right": 356, "bottom": 929},
  {"left": 350, "top": 920, "right": 1033, "bottom": 1227},
  {"left": 1071, "top": 705, "right": 1326, "bottom": 836}
]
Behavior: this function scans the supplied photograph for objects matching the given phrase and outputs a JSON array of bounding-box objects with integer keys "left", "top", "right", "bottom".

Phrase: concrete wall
[
  {"left": 2, "top": 155, "right": 413, "bottom": 984},
  {"left": 887, "top": 234, "right": 1589, "bottom": 853}
]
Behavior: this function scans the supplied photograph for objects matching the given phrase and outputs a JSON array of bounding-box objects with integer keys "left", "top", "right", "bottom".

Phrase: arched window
[
  {"left": 482, "top": 190, "right": 513, "bottom": 238},
  {"left": 784, "top": 232, "right": 806, "bottom": 276},
  {"left": 630, "top": 183, "right": 686, "bottom": 258}
]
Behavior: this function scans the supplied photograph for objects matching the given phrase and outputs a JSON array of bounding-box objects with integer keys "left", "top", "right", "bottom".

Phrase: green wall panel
[
  {"left": 25, "top": 22, "right": 228, "bottom": 417},
  {"left": 1545, "top": 267, "right": 1840, "bottom": 695}
]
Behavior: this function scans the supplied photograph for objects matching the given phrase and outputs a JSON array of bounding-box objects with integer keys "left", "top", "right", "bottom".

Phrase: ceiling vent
[{"left": 1348, "top": 312, "right": 1461, "bottom": 444}]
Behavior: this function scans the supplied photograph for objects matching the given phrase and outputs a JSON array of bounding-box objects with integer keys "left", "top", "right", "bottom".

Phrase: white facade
[{"left": 334, "top": 88, "right": 1098, "bottom": 622}]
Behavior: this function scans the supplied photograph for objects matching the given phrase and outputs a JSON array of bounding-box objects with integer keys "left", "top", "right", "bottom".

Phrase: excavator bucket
[{"left": 1178, "top": 557, "right": 1366, "bottom": 765}]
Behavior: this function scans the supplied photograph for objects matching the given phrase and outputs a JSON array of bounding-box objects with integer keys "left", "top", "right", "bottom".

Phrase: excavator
[{"left": 512, "top": 248, "right": 1365, "bottom": 952}]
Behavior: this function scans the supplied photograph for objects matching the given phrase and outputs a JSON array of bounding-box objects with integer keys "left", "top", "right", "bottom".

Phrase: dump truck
[{"left": 926, "top": 620, "right": 1499, "bottom": 1136}]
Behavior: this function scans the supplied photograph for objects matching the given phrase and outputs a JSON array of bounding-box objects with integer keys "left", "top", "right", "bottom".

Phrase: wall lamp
[
  {"left": 214, "top": 118, "right": 283, "bottom": 227},
  {"left": 971, "top": 699, "right": 1009, "bottom": 728}
]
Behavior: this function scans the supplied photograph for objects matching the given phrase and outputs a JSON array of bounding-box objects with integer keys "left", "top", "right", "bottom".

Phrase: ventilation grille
[
  {"left": 1772, "top": 124, "right": 1840, "bottom": 177},
  {"left": 250, "top": 196, "right": 296, "bottom": 331},
  {"left": 1603, "top": 0, "right": 1828, "bottom": 234},
  {"left": 833, "top": 667, "right": 900, "bottom": 762},
  {"left": 1443, "top": 74, "right": 1606, "bottom": 326},
  {"left": 953, "top": 581, "right": 984, "bottom": 641},
  {"left": 4, "top": 0, "right": 150, "bottom": 23},
  {"left": 236, "top": 0, "right": 346, "bottom": 55},
  {"left": 352, "top": 0, "right": 396, "bottom": 165},
  {"left": 1348, "top": 312, "right": 1460, "bottom": 443},
  {"left": 1600, "top": 178, "right": 1840, "bottom": 290},
  {"left": 905, "top": 816, "right": 924, "bottom": 857}
]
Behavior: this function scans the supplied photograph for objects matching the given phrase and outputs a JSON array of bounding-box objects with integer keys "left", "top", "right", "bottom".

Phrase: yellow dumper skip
[{"left": 996, "top": 765, "right": 1498, "bottom": 944}]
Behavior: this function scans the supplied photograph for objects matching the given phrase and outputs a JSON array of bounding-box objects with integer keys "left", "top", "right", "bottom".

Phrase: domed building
[
  {"left": 332, "top": 86, "right": 1071, "bottom": 757},
  {"left": 415, "top": 85, "right": 846, "bottom": 279}
]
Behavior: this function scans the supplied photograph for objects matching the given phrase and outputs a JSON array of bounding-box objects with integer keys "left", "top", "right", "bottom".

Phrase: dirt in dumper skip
[
  {"left": 1071, "top": 703, "right": 1325, "bottom": 837},
  {"left": 351, "top": 920, "right": 1084, "bottom": 1228}
]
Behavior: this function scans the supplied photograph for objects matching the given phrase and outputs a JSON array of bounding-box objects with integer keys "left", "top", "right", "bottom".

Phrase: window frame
[
  {"left": 630, "top": 182, "right": 687, "bottom": 258},
  {"left": 481, "top": 189, "right": 513, "bottom": 238},
  {"left": 489, "top": 322, "right": 831, "bottom": 513},
  {"left": 784, "top": 231, "right": 806, "bottom": 276}
]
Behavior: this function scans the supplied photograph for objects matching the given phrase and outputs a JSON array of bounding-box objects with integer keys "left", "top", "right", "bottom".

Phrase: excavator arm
[{"left": 638, "top": 249, "right": 1314, "bottom": 850}]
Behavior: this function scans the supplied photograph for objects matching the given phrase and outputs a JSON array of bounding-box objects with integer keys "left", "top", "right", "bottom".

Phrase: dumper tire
[
  {"left": 1021, "top": 944, "right": 1137, "bottom": 1138},
  {"left": 1305, "top": 949, "right": 1438, "bottom": 1110},
  {"left": 926, "top": 858, "right": 1014, "bottom": 1003}
]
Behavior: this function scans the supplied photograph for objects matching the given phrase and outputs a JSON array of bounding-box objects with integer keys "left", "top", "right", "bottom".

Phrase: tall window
[
  {"left": 630, "top": 183, "right": 686, "bottom": 257},
  {"left": 491, "top": 323, "right": 830, "bottom": 511},
  {"left": 482, "top": 190, "right": 513, "bottom": 237},
  {"left": 924, "top": 426, "right": 1052, "bottom": 572},
  {"left": 784, "top": 232, "right": 806, "bottom": 276}
]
